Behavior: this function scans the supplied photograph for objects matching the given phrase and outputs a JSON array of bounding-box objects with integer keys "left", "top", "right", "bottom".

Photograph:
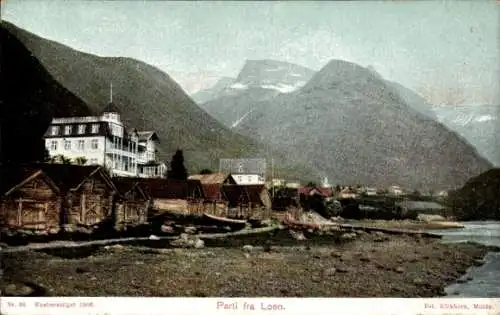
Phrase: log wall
[
  {"left": 65, "top": 176, "right": 114, "bottom": 227},
  {"left": 115, "top": 200, "right": 149, "bottom": 226},
  {"left": 0, "top": 177, "right": 61, "bottom": 232},
  {"left": 153, "top": 198, "right": 189, "bottom": 215}
]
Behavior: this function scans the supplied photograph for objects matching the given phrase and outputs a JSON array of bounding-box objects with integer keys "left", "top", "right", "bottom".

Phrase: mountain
[
  {"left": 366, "top": 67, "right": 497, "bottom": 165},
  {"left": 1, "top": 24, "right": 91, "bottom": 164},
  {"left": 232, "top": 59, "right": 315, "bottom": 92},
  {"left": 1, "top": 22, "right": 312, "bottom": 179},
  {"left": 366, "top": 66, "right": 437, "bottom": 120},
  {"left": 447, "top": 168, "right": 500, "bottom": 220},
  {"left": 191, "top": 76, "right": 235, "bottom": 104},
  {"left": 231, "top": 59, "right": 492, "bottom": 190},
  {"left": 198, "top": 60, "right": 315, "bottom": 127},
  {"left": 432, "top": 104, "right": 500, "bottom": 166}
]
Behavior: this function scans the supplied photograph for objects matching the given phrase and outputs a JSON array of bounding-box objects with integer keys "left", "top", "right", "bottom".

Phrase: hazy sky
[{"left": 3, "top": 0, "right": 499, "bottom": 105}]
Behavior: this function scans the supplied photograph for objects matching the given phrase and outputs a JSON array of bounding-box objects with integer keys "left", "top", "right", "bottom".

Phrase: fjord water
[{"left": 429, "top": 221, "right": 500, "bottom": 297}]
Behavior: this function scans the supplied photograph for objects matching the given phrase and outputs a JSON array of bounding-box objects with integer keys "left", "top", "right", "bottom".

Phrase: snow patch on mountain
[
  {"left": 476, "top": 114, "right": 495, "bottom": 122},
  {"left": 231, "top": 109, "right": 254, "bottom": 128},
  {"left": 261, "top": 81, "right": 307, "bottom": 93},
  {"left": 230, "top": 82, "right": 248, "bottom": 90}
]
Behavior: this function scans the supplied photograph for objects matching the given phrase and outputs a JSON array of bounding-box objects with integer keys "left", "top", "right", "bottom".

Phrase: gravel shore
[{"left": 1, "top": 231, "right": 489, "bottom": 297}]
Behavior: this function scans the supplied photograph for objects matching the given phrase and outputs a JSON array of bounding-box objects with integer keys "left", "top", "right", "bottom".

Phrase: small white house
[
  {"left": 388, "top": 185, "right": 404, "bottom": 196},
  {"left": 227, "top": 174, "right": 266, "bottom": 186}
]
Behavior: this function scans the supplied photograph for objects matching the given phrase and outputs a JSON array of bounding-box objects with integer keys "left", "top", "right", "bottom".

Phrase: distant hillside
[
  {"left": 447, "top": 168, "right": 500, "bottom": 220},
  {"left": 192, "top": 77, "right": 235, "bottom": 104},
  {"left": 233, "top": 59, "right": 492, "bottom": 190},
  {"left": 433, "top": 104, "right": 500, "bottom": 166},
  {"left": 1, "top": 22, "right": 312, "bottom": 179},
  {"left": 199, "top": 60, "right": 315, "bottom": 127}
]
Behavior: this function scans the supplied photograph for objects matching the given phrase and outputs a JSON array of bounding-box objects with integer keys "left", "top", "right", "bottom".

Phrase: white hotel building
[{"left": 43, "top": 104, "right": 166, "bottom": 178}]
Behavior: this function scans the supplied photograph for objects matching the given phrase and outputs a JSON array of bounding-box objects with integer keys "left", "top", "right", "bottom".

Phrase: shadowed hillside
[
  {"left": 1, "top": 25, "right": 91, "bottom": 164},
  {"left": 447, "top": 169, "right": 500, "bottom": 221}
]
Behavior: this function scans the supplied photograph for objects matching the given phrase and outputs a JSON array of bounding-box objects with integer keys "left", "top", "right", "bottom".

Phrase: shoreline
[{"left": 0, "top": 232, "right": 490, "bottom": 297}]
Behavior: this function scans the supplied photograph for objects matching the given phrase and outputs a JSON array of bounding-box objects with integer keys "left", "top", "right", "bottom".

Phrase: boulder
[
  {"left": 340, "top": 233, "right": 356, "bottom": 241},
  {"left": 184, "top": 226, "right": 197, "bottom": 234},
  {"left": 193, "top": 239, "right": 205, "bottom": 249},
  {"left": 170, "top": 234, "right": 204, "bottom": 249},
  {"left": 289, "top": 230, "right": 307, "bottom": 240},
  {"left": 394, "top": 267, "right": 405, "bottom": 273},
  {"left": 2, "top": 283, "right": 34, "bottom": 296},
  {"left": 242, "top": 245, "right": 254, "bottom": 252}
]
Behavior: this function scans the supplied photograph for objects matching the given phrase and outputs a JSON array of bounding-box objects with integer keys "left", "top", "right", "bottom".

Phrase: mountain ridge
[{"left": 231, "top": 59, "right": 492, "bottom": 190}]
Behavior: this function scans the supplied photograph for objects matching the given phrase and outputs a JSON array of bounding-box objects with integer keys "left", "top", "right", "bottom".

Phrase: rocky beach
[{"left": 0, "top": 230, "right": 490, "bottom": 297}]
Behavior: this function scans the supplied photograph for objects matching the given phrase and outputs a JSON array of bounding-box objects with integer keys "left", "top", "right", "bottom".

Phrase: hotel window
[
  {"left": 78, "top": 124, "right": 86, "bottom": 134},
  {"left": 51, "top": 126, "right": 59, "bottom": 136},
  {"left": 77, "top": 140, "right": 85, "bottom": 151},
  {"left": 64, "top": 140, "right": 71, "bottom": 150},
  {"left": 64, "top": 125, "right": 72, "bottom": 135},
  {"left": 91, "top": 124, "right": 100, "bottom": 134},
  {"left": 91, "top": 139, "right": 99, "bottom": 150},
  {"left": 50, "top": 140, "right": 58, "bottom": 151}
]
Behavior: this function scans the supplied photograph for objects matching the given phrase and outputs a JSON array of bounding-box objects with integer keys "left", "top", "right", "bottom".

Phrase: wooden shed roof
[
  {"left": 1, "top": 163, "right": 117, "bottom": 193},
  {"left": 222, "top": 184, "right": 269, "bottom": 205},
  {"left": 135, "top": 178, "right": 203, "bottom": 199},
  {"left": 0, "top": 167, "right": 61, "bottom": 196},
  {"left": 111, "top": 177, "right": 149, "bottom": 200},
  {"left": 188, "top": 173, "right": 227, "bottom": 185}
]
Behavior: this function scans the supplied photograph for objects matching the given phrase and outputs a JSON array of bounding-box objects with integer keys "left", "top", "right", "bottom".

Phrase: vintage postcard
[{"left": 0, "top": 0, "right": 499, "bottom": 314}]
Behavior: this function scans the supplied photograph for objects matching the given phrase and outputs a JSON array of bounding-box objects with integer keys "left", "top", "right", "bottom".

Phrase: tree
[
  {"left": 50, "top": 154, "right": 72, "bottom": 164},
  {"left": 74, "top": 157, "right": 88, "bottom": 165},
  {"left": 200, "top": 169, "right": 213, "bottom": 174},
  {"left": 42, "top": 148, "right": 51, "bottom": 162},
  {"left": 167, "top": 149, "right": 188, "bottom": 180},
  {"left": 306, "top": 181, "right": 317, "bottom": 188}
]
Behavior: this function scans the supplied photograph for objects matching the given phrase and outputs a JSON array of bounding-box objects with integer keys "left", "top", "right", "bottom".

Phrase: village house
[
  {"left": 225, "top": 173, "right": 266, "bottom": 186},
  {"left": 388, "top": 185, "right": 405, "bottom": 196},
  {"left": 0, "top": 166, "right": 63, "bottom": 233},
  {"left": 285, "top": 181, "right": 301, "bottom": 189},
  {"left": 222, "top": 183, "right": 272, "bottom": 219},
  {"left": 267, "top": 178, "right": 286, "bottom": 188},
  {"left": 43, "top": 99, "right": 166, "bottom": 178},
  {"left": 111, "top": 177, "right": 151, "bottom": 230},
  {"left": 298, "top": 186, "right": 334, "bottom": 201},
  {"left": 271, "top": 187, "right": 300, "bottom": 211},
  {"left": 337, "top": 186, "right": 359, "bottom": 199},
  {"left": 188, "top": 173, "right": 229, "bottom": 216}
]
